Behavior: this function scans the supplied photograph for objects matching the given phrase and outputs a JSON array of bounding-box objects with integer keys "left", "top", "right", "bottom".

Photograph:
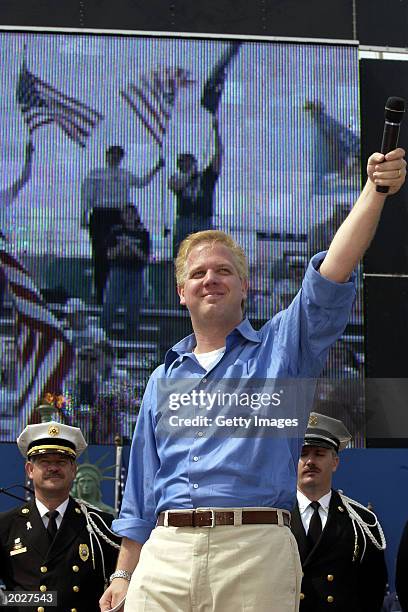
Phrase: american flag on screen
[
  {"left": 16, "top": 63, "right": 104, "bottom": 147},
  {"left": 0, "top": 246, "right": 74, "bottom": 425},
  {"left": 120, "top": 67, "right": 194, "bottom": 148}
]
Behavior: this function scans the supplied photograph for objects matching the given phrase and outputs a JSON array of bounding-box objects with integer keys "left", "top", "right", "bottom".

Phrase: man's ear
[
  {"left": 177, "top": 285, "right": 186, "bottom": 306},
  {"left": 25, "top": 461, "right": 33, "bottom": 480},
  {"left": 241, "top": 278, "right": 248, "bottom": 299},
  {"left": 332, "top": 455, "right": 340, "bottom": 474}
]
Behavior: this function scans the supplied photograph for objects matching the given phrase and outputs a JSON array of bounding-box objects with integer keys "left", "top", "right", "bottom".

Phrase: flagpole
[{"left": 114, "top": 434, "right": 123, "bottom": 514}]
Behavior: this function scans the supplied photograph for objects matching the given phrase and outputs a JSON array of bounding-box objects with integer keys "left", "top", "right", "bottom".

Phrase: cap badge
[
  {"left": 48, "top": 425, "right": 59, "bottom": 437},
  {"left": 308, "top": 414, "right": 318, "bottom": 427}
]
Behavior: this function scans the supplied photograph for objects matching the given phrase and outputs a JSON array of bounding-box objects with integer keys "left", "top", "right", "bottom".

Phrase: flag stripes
[
  {"left": 16, "top": 63, "right": 103, "bottom": 147},
  {"left": 0, "top": 246, "right": 74, "bottom": 425}
]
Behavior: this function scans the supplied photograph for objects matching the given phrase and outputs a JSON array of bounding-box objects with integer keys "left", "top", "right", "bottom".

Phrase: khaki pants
[{"left": 125, "top": 511, "right": 302, "bottom": 612}]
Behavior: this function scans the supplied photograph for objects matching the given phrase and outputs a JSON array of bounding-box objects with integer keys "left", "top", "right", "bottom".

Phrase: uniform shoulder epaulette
[
  {"left": 338, "top": 491, "right": 386, "bottom": 559},
  {"left": 74, "top": 498, "right": 102, "bottom": 513}
]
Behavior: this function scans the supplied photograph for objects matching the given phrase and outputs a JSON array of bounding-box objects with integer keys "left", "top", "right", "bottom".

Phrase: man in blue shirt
[{"left": 101, "top": 148, "right": 406, "bottom": 612}]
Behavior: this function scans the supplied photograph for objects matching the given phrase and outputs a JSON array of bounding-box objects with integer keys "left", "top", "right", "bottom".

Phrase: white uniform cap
[{"left": 17, "top": 421, "right": 87, "bottom": 459}]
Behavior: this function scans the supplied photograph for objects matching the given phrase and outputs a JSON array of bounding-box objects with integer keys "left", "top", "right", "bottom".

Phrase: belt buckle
[{"left": 196, "top": 508, "right": 215, "bottom": 528}]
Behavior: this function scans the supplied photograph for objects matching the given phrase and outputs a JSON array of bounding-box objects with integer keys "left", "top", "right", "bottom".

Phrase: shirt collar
[
  {"left": 297, "top": 489, "right": 332, "bottom": 514},
  {"left": 164, "top": 317, "right": 261, "bottom": 371},
  {"left": 36, "top": 497, "right": 70, "bottom": 519}
]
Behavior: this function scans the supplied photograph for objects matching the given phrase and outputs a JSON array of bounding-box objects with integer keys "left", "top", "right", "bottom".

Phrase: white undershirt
[
  {"left": 297, "top": 489, "right": 332, "bottom": 533},
  {"left": 36, "top": 498, "right": 69, "bottom": 530},
  {"left": 194, "top": 346, "right": 226, "bottom": 371}
]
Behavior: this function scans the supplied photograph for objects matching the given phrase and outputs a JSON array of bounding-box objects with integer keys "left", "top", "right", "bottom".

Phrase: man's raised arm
[{"left": 320, "top": 148, "right": 406, "bottom": 283}]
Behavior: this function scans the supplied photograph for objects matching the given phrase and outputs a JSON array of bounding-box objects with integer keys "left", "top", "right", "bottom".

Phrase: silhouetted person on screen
[{"left": 81, "top": 145, "right": 161, "bottom": 304}]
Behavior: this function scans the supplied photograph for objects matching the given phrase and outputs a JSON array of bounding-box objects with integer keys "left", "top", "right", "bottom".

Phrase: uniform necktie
[
  {"left": 307, "top": 501, "right": 322, "bottom": 548},
  {"left": 46, "top": 510, "right": 59, "bottom": 541}
]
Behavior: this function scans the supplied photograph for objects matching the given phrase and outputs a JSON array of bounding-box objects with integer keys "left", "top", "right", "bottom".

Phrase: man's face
[
  {"left": 26, "top": 453, "right": 77, "bottom": 499},
  {"left": 177, "top": 155, "right": 197, "bottom": 175},
  {"left": 177, "top": 243, "right": 247, "bottom": 325},
  {"left": 106, "top": 150, "right": 123, "bottom": 167},
  {"left": 297, "top": 445, "right": 339, "bottom": 495}
]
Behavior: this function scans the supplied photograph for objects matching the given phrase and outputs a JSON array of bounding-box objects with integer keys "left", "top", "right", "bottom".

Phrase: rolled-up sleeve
[
  {"left": 112, "top": 376, "right": 160, "bottom": 544},
  {"left": 277, "top": 251, "right": 356, "bottom": 377}
]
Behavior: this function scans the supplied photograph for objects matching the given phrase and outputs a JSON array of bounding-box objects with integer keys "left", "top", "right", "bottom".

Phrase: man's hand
[
  {"left": 81, "top": 213, "right": 89, "bottom": 229},
  {"left": 25, "top": 140, "right": 34, "bottom": 161},
  {"left": 367, "top": 148, "right": 406, "bottom": 195},
  {"left": 99, "top": 578, "right": 129, "bottom": 612}
]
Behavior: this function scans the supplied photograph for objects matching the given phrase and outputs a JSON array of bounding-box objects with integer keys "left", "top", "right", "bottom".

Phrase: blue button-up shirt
[{"left": 113, "top": 253, "right": 356, "bottom": 544}]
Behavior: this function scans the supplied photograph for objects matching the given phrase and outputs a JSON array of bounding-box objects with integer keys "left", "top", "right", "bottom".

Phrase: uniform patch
[
  {"left": 79, "top": 543, "right": 89, "bottom": 562},
  {"left": 10, "top": 538, "right": 27, "bottom": 556}
]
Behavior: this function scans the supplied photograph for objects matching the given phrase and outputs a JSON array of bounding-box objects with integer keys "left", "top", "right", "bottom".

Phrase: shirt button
[
  {"left": 193, "top": 456, "right": 199, "bottom": 462},
  {"left": 197, "top": 431, "right": 204, "bottom": 437},
  {"left": 193, "top": 483, "right": 199, "bottom": 489}
]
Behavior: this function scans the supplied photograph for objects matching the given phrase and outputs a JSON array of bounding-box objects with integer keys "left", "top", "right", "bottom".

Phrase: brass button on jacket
[
  {"left": 327, "top": 574, "right": 334, "bottom": 582},
  {"left": 39, "top": 585, "right": 47, "bottom": 593},
  {"left": 40, "top": 566, "right": 47, "bottom": 573},
  {"left": 327, "top": 595, "right": 334, "bottom": 603}
]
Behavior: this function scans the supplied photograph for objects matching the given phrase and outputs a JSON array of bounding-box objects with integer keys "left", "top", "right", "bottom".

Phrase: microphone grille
[{"left": 385, "top": 96, "right": 406, "bottom": 123}]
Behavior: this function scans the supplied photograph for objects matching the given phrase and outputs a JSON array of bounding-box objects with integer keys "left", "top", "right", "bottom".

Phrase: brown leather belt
[{"left": 156, "top": 509, "right": 291, "bottom": 528}]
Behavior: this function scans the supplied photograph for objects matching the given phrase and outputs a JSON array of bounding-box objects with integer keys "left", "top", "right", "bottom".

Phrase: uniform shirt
[
  {"left": 113, "top": 252, "right": 356, "bottom": 544},
  {"left": 297, "top": 489, "right": 331, "bottom": 532},
  {"left": 175, "top": 166, "right": 219, "bottom": 218},
  {"left": 81, "top": 167, "right": 141, "bottom": 217},
  {"left": 36, "top": 498, "right": 69, "bottom": 530}
]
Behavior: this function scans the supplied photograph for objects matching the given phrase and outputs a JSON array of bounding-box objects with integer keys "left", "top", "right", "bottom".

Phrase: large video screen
[{"left": 0, "top": 31, "right": 362, "bottom": 444}]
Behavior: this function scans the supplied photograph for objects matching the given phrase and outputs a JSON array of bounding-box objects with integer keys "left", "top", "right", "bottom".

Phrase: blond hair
[{"left": 175, "top": 230, "right": 248, "bottom": 287}]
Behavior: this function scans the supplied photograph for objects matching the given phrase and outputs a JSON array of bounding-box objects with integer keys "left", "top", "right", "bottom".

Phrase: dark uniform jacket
[
  {"left": 0, "top": 497, "right": 120, "bottom": 612},
  {"left": 291, "top": 489, "right": 387, "bottom": 612},
  {"left": 396, "top": 520, "right": 408, "bottom": 611}
]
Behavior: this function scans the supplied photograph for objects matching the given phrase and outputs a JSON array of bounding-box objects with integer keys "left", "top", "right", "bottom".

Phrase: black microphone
[{"left": 376, "top": 96, "right": 406, "bottom": 194}]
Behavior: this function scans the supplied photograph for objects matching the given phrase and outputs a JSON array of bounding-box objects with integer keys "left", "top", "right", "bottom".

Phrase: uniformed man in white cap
[
  {"left": 0, "top": 422, "right": 120, "bottom": 611},
  {"left": 291, "top": 412, "right": 387, "bottom": 611}
]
